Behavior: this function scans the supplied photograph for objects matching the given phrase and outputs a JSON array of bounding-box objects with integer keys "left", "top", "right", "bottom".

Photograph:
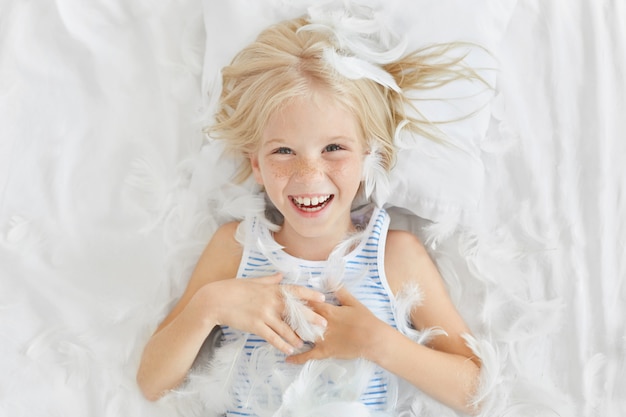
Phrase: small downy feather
[
  {"left": 281, "top": 286, "right": 326, "bottom": 343},
  {"left": 393, "top": 282, "right": 424, "bottom": 336},
  {"left": 321, "top": 229, "right": 367, "bottom": 292},
  {"left": 362, "top": 142, "right": 390, "bottom": 207},
  {"left": 254, "top": 234, "right": 303, "bottom": 284},
  {"left": 392, "top": 120, "right": 413, "bottom": 150},
  {"left": 462, "top": 334, "right": 505, "bottom": 414},
  {"left": 394, "top": 282, "right": 448, "bottom": 345}
]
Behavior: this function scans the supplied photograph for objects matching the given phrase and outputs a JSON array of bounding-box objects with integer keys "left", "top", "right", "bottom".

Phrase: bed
[{"left": 1, "top": 0, "right": 624, "bottom": 416}]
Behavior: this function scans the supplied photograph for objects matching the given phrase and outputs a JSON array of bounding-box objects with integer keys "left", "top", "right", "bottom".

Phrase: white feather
[
  {"left": 392, "top": 119, "right": 413, "bottom": 150},
  {"left": 304, "top": 2, "right": 407, "bottom": 64},
  {"left": 394, "top": 282, "right": 447, "bottom": 345},
  {"left": 124, "top": 157, "right": 174, "bottom": 232},
  {"left": 278, "top": 359, "right": 379, "bottom": 416},
  {"left": 323, "top": 48, "right": 401, "bottom": 93},
  {"left": 243, "top": 344, "right": 286, "bottom": 415},
  {"left": 462, "top": 334, "right": 505, "bottom": 414},
  {"left": 281, "top": 286, "right": 327, "bottom": 343},
  {"left": 217, "top": 188, "right": 269, "bottom": 224},
  {"left": 361, "top": 141, "right": 390, "bottom": 207},
  {"left": 322, "top": 229, "right": 366, "bottom": 292},
  {"left": 172, "top": 337, "right": 247, "bottom": 415},
  {"left": 393, "top": 282, "right": 422, "bottom": 335},
  {"left": 254, "top": 234, "right": 302, "bottom": 283}
]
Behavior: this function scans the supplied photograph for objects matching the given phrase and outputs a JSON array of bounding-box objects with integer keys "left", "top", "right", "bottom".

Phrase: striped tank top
[{"left": 220, "top": 205, "right": 399, "bottom": 416}]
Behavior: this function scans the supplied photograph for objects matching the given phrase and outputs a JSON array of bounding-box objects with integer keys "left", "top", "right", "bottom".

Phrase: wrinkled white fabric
[{"left": 1, "top": 1, "right": 624, "bottom": 416}]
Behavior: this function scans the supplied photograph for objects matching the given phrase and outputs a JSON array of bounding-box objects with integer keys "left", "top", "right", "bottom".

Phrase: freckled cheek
[
  {"left": 264, "top": 160, "right": 293, "bottom": 180},
  {"left": 262, "top": 158, "right": 363, "bottom": 183},
  {"left": 267, "top": 159, "right": 323, "bottom": 179},
  {"left": 327, "top": 159, "right": 364, "bottom": 184}
]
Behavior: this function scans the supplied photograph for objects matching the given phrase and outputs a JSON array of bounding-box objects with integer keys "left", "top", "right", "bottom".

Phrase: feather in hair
[
  {"left": 322, "top": 48, "right": 401, "bottom": 93},
  {"left": 304, "top": 3, "right": 407, "bottom": 64}
]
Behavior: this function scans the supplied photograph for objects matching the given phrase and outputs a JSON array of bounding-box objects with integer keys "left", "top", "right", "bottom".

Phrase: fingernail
[{"left": 318, "top": 294, "right": 326, "bottom": 302}]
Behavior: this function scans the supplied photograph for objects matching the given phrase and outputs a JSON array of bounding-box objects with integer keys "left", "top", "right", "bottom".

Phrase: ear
[{"left": 249, "top": 153, "right": 264, "bottom": 186}]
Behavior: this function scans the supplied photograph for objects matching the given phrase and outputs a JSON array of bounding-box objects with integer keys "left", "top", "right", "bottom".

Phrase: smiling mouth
[{"left": 290, "top": 194, "right": 333, "bottom": 212}]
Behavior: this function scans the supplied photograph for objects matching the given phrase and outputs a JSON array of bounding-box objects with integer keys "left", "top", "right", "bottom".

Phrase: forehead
[{"left": 262, "top": 90, "right": 364, "bottom": 143}]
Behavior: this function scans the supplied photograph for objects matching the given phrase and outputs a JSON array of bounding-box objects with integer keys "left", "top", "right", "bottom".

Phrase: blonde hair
[{"left": 207, "top": 17, "right": 488, "bottom": 182}]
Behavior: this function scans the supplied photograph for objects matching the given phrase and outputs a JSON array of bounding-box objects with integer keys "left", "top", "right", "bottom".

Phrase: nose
[{"left": 292, "top": 157, "right": 324, "bottom": 183}]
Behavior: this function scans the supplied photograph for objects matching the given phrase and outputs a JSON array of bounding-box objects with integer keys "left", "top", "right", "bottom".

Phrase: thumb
[
  {"left": 286, "top": 347, "right": 323, "bottom": 365},
  {"left": 334, "top": 286, "right": 358, "bottom": 306},
  {"left": 254, "top": 272, "right": 283, "bottom": 284}
]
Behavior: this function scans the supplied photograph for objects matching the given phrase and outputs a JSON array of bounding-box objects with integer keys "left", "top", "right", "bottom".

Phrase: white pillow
[{"left": 201, "top": 0, "right": 517, "bottom": 224}]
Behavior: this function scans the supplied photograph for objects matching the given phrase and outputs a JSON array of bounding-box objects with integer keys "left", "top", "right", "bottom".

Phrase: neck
[{"left": 274, "top": 221, "right": 356, "bottom": 262}]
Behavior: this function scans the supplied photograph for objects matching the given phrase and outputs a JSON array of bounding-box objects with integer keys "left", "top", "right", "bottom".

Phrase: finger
[
  {"left": 308, "top": 300, "right": 332, "bottom": 317},
  {"left": 258, "top": 322, "right": 301, "bottom": 355},
  {"left": 281, "top": 288, "right": 329, "bottom": 328},
  {"left": 301, "top": 304, "right": 328, "bottom": 328},
  {"left": 268, "top": 316, "right": 304, "bottom": 351},
  {"left": 284, "top": 284, "right": 326, "bottom": 303}
]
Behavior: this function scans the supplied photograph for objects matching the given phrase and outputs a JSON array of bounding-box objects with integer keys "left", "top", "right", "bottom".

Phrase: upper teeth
[{"left": 294, "top": 195, "right": 330, "bottom": 206}]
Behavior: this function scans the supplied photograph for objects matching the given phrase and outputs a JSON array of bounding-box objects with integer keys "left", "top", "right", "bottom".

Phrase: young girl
[{"left": 138, "top": 5, "right": 483, "bottom": 416}]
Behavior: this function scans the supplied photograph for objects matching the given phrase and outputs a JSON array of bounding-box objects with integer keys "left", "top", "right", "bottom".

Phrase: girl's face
[{"left": 250, "top": 91, "right": 365, "bottom": 255}]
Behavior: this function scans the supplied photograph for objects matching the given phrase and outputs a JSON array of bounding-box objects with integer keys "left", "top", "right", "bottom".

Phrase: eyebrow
[
  {"left": 263, "top": 138, "right": 287, "bottom": 146},
  {"left": 263, "top": 136, "right": 358, "bottom": 146}
]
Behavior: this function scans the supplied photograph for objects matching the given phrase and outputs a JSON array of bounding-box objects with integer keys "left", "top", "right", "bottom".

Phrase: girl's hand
[
  {"left": 196, "top": 273, "right": 327, "bottom": 355},
  {"left": 286, "top": 286, "right": 390, "bottom": 364}
]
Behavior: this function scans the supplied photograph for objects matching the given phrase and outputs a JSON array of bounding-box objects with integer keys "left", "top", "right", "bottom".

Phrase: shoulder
[
  {"left": 385, "top": 229, "right": 428, "bottom": 261},
  {"left": 383, "top": 229, "right": 431, "bottom": 295},
  {"left": 210, "top": 221, "right": 241, "bottom": 246},
  {"left": 154, "top": 221, "right": 244, "bottom": 331},
  {"left": 193, "top": 221, "right": 244, "bottom": 283}
]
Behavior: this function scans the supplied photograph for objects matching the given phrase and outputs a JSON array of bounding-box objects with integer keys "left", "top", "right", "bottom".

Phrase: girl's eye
[
  {"left": 324, "top": 144, "right": 343, "bottom": 152},
  {"left": 274, "top": 147, "right": 293, "bottom": 155}
]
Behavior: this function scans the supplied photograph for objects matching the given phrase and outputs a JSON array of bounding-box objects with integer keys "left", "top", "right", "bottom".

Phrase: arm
[
  {"left": 287, "top": 230, "right": 480, "bottom": 415},
  {"left": 136, "top": 222, "right": 326, "bottom": 401}
]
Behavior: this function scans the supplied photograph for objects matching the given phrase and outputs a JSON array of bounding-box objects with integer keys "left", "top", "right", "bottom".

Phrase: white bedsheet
[{"left": 1, "top": 0, "right": 624, "bottom": 416}]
